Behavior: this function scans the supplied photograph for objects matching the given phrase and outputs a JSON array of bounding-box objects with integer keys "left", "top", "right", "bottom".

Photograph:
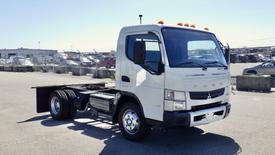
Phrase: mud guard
[{"left": 36, "top": 86, "right": 61, "bottom": 113}]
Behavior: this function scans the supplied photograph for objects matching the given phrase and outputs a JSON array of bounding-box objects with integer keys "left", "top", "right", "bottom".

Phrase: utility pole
[{"left": 139, "top": 14, "right": 143, "bottom": 24}]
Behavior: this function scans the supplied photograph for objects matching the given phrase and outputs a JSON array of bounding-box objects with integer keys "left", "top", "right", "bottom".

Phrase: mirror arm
[
  {"left": 226, "top": 43, "right": 230, "bottom": 51},
  {"left": 148, "top": 31, "right": 162, "bottom": 43}
]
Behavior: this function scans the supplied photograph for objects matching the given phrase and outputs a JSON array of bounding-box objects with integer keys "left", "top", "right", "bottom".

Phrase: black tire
[
  {"left": 48, "top": 90, "right": 70, "bottom": 120},
  {"left": 118, "top": 102, "right": 150, "bottom": 141},
  {"left": 63, "top": 89, "right": 77, "bottom": 118}
]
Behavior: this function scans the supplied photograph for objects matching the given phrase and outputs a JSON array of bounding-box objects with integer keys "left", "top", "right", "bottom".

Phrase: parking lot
[{"left": 0, "top": 68, "right": 275, "bottom": 155}]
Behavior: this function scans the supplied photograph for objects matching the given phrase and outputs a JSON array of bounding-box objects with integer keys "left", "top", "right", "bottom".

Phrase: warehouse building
[{"left": 0, "top": 48, "right": 58, "bottom": 59}]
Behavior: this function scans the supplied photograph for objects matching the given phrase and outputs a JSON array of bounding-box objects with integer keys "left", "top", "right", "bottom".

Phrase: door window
[{"left": 126, "top": 34, "right": 162, "bottom": 73}]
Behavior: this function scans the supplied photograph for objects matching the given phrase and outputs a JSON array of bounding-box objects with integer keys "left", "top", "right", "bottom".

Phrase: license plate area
[{"left": 190, "top": 106, "right": 226, "bottom": 126}]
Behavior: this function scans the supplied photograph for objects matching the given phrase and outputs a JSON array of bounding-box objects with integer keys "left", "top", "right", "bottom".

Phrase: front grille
[
  {"left": 189, "top": 88, "right": 225, "bottom": 100},
  {"left": 191, "top": 102, "right": 222, "bottom": 111}
]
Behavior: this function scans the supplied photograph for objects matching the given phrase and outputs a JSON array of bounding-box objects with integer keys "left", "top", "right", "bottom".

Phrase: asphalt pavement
[{"left": 0, "top": 70, "right": 275, "bottom": 155}]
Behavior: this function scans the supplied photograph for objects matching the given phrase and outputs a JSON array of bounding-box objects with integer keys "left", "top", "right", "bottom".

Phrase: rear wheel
[
  {"left": 63, "top": 89, "right": 77, "bottom": 118},
  {"left": 118, "top": 102, "right": 150, "bottom": 141},
  {"left": 49, "top": 90, "right": 70, "bottom": 120}
]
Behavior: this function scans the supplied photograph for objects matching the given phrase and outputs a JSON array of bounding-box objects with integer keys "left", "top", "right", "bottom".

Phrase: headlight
[
  {"left": 225, "top": 86, "right": 231, "bottom": 96},
  {"left": 225, "top": 86, "right": 231, "bottom": 99},
  {"left": 164, "top": 89, "right": 186, "bottom": 111},
  {"left": 165, "top": 89, "right": 186, "bottom": 101}
]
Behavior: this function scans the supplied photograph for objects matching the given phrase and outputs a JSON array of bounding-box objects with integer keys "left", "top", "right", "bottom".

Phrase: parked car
[
  {"left": 230, "top": 54, "right": 238, "bottom": 63},
  {"left": 263, "top": 57, "right": 272, "bottom": 62},
  {"left": 8, "top": 56, "right": 34, "bottom": 66},
  {"left": 247, "top": 54, "right": 261, "bottom": 62},
  {"left": 271, "top": 50, "right": 275, "bottom": 61},
  {"left": 257, "top": 54, "right": 266, "bottom": 62},
  {"left": 238, "top": 54, "right": 249, "bottom": 63},
  {"left": 96, "top": 56, "right": 115, "bottom": 68},
  {"left": 80, "top": 56, "right": 95, "bottom": 67},
  {"left": 32, "top": 55, "right": 54, "bottom": 65},
  {"left": 243, "top": 61, "right": 275, "bottom": 75},
  {"left": 60, "top": 59, "right": 79, "bottom": 67},
  {"left": 0, "top": 58, "right": 6, "bottom": 65}
]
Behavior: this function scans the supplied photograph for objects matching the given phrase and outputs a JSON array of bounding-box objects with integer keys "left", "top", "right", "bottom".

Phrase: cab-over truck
[{"left": 34, "top": 24, "right": 231, "bottom": 141}]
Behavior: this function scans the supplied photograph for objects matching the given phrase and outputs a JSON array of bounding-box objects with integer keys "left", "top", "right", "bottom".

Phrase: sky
[{"left": 0, "top": 0, "right": 275, "bottom": 52}]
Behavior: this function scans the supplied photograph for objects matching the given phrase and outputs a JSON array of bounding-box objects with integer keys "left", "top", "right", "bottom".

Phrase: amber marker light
[
  {"left": 190, "top": 24, "right": 196, "bottom": 28},
  {"left": 158, "top": 20, "right": 164, "bottom": 24},
  {"left": 177, "top": 22, "right": 183, "bottom": 26}
]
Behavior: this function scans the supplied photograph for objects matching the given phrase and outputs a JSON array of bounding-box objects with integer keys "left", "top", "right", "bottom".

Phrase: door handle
[{"left": 121, "top": 76, "right": 130, "bottom": 82}]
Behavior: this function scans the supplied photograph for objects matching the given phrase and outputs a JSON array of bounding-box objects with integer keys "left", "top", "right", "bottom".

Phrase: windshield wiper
[
  {"left": 176, "top": 61, "right": 207, "bottom": 70},
  {"left": 206, "top": 61, "right": 228, "bottom": 69}
]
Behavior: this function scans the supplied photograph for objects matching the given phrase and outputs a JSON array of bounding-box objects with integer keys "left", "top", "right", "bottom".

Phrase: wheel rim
[
  {"left": 50, "top": 96, "right": 61, "bottom": 115},
  {"left": 122, "top": 109, "right": 140, "bottom": 134}
]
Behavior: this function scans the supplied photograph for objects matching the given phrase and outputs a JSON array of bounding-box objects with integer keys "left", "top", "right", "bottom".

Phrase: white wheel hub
[
  {"left": 122, "top": 109, "right": 140, "bottom": 134},
  {"left": 50, "top": 96, "right": 60, "bottom": 115}
]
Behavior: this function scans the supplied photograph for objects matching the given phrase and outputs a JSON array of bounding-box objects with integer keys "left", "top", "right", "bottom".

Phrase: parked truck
[{"left": 34, "top": 24, "right": 231, "bottom": 141}]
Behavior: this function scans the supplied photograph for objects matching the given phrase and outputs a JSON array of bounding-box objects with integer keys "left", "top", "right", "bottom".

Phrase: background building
[{"left": 0, "top": 48, "right": 57, "bottom": 59}]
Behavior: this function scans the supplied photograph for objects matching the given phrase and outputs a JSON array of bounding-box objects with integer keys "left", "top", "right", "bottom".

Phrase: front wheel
[{"left": 118, "top": 102, "right": 150, "bottom": 141}]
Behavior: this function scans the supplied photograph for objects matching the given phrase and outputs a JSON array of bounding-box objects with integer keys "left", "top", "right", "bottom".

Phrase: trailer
[{"left": 34, "top": 23, "right": 231, "bottom": 141}]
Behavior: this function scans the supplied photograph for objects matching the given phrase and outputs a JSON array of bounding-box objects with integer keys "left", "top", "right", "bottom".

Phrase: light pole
[
  {"left": 38, "top": 41, "right": 40, "bottom": 49},
  {"left": 139, "top": 14, "right": 143, "bottom": 24}
]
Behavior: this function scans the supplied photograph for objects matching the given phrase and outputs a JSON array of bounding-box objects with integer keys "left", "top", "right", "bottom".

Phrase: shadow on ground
[{"left": 19, "top": 113, "right": 241, "bottom": 155}]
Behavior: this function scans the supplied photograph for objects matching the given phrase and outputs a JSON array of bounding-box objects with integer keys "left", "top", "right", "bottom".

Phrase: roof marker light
[
  {"left": 204, "top": 27, "right": 209, "bottom": 31},
  {"left": 184, "top": 23, "right": 189, "bottom": 27},
  {"left": 158, "top": 20, "right": 164, "bottom": 24},
  {"left": 177, "top": 22, "right": 183, "bottom": 26},
  {"left": 190, "top": 24, "right": 196, "bottom": 28}
]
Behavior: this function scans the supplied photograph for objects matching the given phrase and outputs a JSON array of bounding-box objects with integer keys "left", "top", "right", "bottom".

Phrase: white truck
[{"left": 34, "top": 24, "right": 231, "bottom": 141}]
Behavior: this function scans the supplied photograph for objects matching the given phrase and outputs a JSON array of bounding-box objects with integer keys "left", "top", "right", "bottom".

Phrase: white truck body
[{"left": 35, "top": 24, "right": 231, "bottom": 140}]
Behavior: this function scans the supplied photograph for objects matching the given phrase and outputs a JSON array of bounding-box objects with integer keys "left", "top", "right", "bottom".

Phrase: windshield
[{"left": 162, "top": 28, "right": 227, "bottom": 68}]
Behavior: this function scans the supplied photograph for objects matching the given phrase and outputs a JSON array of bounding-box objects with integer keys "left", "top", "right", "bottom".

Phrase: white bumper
[{"left": 189, "top": 105, "right": 227, "bottom": 126}]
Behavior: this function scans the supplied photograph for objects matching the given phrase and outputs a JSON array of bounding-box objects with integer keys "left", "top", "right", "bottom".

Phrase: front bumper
[{"left": 163, "top": 103, "right": 231, "bottom": 127}]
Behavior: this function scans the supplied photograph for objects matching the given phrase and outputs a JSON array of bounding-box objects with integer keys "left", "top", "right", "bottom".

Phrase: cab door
[{"left": 120, "top": 32, "right": 165, "bottom": 121}]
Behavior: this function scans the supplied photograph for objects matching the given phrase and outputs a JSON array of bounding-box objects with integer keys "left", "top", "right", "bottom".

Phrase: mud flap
[{"left": 36, "top": 87, "right": 59, "bottom": 113}]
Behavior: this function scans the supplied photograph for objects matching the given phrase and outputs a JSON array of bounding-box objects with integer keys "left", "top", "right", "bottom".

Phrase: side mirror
[
  {"left": 157, "top": 62, "right": 165, "bottom": 75},
  {"left": 224, "top": 44, "right": 230, "bottom": 64},
  {"left": 133, "top": 41, "right": 145, "bottom": 64}
]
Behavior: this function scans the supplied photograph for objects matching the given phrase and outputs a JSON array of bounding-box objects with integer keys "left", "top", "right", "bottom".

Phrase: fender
[{"left": 112, "top": 91, "right": 145, "bottom": 123}]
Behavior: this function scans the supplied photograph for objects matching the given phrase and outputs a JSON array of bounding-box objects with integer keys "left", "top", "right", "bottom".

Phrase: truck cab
[{"left": 116, "top": 24, "right": 230, "bottom": 127}]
